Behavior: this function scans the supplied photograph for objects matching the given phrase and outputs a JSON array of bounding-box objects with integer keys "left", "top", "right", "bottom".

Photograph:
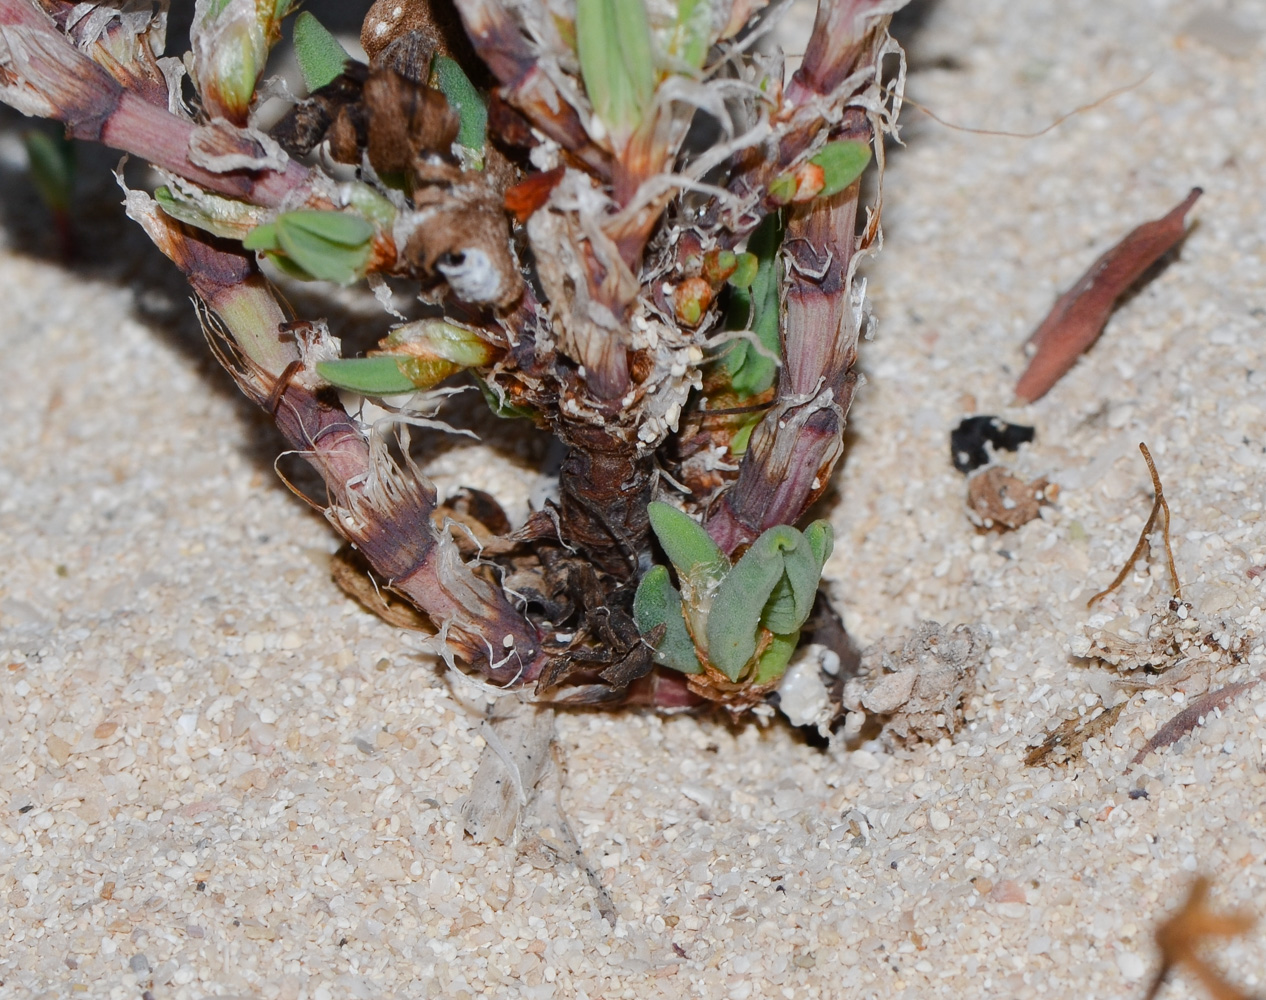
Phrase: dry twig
[
  {"left": 1087, "top": 442, "right": 1181, "bottom": 607},
  {"left": 1144, "top": 875, "right": 1257, "bottom": 1000}
]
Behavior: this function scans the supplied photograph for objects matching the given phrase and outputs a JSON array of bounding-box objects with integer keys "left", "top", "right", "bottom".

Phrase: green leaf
[
  {"left": 757, "top": 536, "right": 819, "bottom": 635},
  {"left": 754, "top": 629, "right": 799, "bottom": 684},
  {"left": 670, "top": 0, "right": 711, "bottom": 70},
  {"left": 809, "top": 140, "right": 872, "bottom": 198},
  {"left": 705, "top": 523, "right": 826, "bottom": 680},
  {"left": 292, "top": 12, "right": 349, "bottom": 93},
  {"left": 723, "top": 212, "right": 783, "bottom": 398},
  {"left": 241, "top": 221, "right": 279, "bottom": 251},
  {"left": 273, "top": 210, "right": 374, "bottom": 284},
  {"left": 281, "top": 210, "right": 375, "bottom": 247},
  {"left": 633, "top": 566, "right": 703, "bottom": 674},
  {"left": 767, "top": 172, "right": 797, "bottom": 205},
  {"left": 727, "top": 252, "right": 758, "bottom": 289},
  {"left": 803, "top": 519, "right": 834, "bottom": 568},
  {"left": 316, "top": 357, "right": 417, "bottom": 395},
  {"left": 430, "top": 55, "right": 487, "bottom": 158},
  {"left": 23, "top": 130, "right": 74, "bottom": 214},
  {"left": 647, "top": 502, "right": 729, "bottom": 590},
  {"left": 383, "top": 319, "right": 495, "bottom": 368},
  {"left": 474, "top": 376, "right": 536, "bottom": 420},
  {"left": 577, "top": 0, "right": 656, "bottom": 139},
  {"left": 705, "top": 525, "right": 799, "bottom": 679},
  {"left": 155, "top": 185, "right": 265, "bottom": 240}
]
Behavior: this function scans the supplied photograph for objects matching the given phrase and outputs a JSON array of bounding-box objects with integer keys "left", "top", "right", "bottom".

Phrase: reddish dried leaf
[
  {"left": 1129, "top": 678, "right": 1258, "bottom": 769},
  {"left": 1014, "top": 188, "right": 1202, "bottom": 403},
  {"left": 503, "top": 165, "right": 564, "bottom": 223}
]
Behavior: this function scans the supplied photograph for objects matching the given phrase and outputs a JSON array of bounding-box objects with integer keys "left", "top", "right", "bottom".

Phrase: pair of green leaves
[
  {"left": 243, "top": 209, "right": 374, "bottom": 284},
  {"left": 633, "top": 502, "right": 832, "bottom": 684}
]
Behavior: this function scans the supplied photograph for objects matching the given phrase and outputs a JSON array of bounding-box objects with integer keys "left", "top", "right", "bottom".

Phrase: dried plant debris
[
  {"left": 330, "top": 544, "right": 434, "bottom": 632},
  {"left": 459, "top": 699, "right": 555, "bottom": 844},
  {"left": 965, "top": 465, "right": 1055, "bottom": 531},
  {"left": 1024, "top": 700, "right": 1126, "bottom": 767},
  {"left": 1014, "top": 188, "right": 1203, "bottom": 403},
  {"left": 1144, "top": 875, "right": 1259, "bottom": 1000},
  {"left": 950, "top": 415, "right": 1035, "bottom": 473},
  {"left": 1073, "top": 598, "right": 1251, "bottom": 679},
  {"left": 1088, "top": 442, "right": 1181, "bottom": 608},
  {"left": 1128, "top": 679, "right": 1260, "bottom": 771},
  {"left": 841, "top": 622, "right": 987, "bottom": 744}
]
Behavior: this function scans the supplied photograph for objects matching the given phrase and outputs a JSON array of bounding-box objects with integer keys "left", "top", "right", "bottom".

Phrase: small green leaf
[
  {"left": 292, "top": 11, "right": 349, "bottom": 93},
  {"left": 577, "top": 0, "right": 656, "bottom": 140},
  {"left": 430, "top": 55, "right": 487, "bottom": 158},
  {"left": 647, "top": 502, "right": 729, "bottom": 589},
  {"left": 670, "top": 0, "right": 711, "bottom": 70},
  {"left": 280, "top": 210, "right": 375, "bottom": 247},
  {"left": 474, "top": 376, "right": 537, "bottom": 420},
  {"left": 754, "top": 629, "right": 799, "bottom": 684},
  {"left": 633, "top": 566, "right": 703, "bottom": 674},
  {"left": 705, "top": 525, "right": 799, "bottom": 679},
  {"left": 767, "top": 172, "right": 797, "bottom": 205},
  {"left": 383, "top": 319, "right": 494, "bottom": 368},
  {"left": 803, "top": 519, "right": 834, "bottom": 569},
  {"left": 809, "top": 140, "right": 872, "bottom": 198},
  {"left": 757, "top": 536, "right": 819, "bottom": 635},
  {"left": 727, "top": 252, "right": 758, "bottom": 289},
  {"left": 272, "top": 210, "right": 374, "bottom": 284},
  {"left": 155, "top": 185, "right": 266, "bottom": 239},
  {"left": 23, "top": 130, "right": 74, "bottom": 214},
  {"left": 241, "top": 221, "right": 279, "bottom": 251},
  {"left": 723, "top": 212, "right": 782, "bottom": 398},
  {"left": 316, "top": 357, "right": 417, "bottom": 395}
]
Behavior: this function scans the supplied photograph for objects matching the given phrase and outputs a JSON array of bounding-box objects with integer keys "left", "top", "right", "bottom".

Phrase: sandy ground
[{"left": 2, "top": 0, "right": 1266, "bottom": 997}]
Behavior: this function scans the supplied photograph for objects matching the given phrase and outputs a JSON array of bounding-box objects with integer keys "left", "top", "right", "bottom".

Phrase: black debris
[{"left": 951, "top": 415, "right": 1036, "bottom": 473}]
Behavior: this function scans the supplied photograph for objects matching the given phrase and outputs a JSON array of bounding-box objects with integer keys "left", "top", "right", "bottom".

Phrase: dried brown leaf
[
  {"left": 1024, "top": 701, "right": 1126, "bottom": 767},
  {"left": 330, "top": 544, "right": 433, "bottom": 632},
  {"left": 1128, "top": 679, "right": 1259, "bottom": 770},
  {"left": 1015, "top": 188, "right": 1201, "bottom": 403}
]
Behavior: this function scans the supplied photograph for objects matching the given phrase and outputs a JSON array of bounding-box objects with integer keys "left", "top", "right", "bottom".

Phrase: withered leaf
[
  {"left": 330, "top": 544, "right": 433, "bottom": 632},
  {"left": 1025, "top": 701, "right": 1125, "bottom": 767},
  {"left": 364, "top": 69, "right": 459, "bottom": 176},
  {"left": 1128, "top": 679, "right": 1259, "bottom": 770},
  {"left": 1015, "top": 187, "right": 1202, "bottom": 404}
]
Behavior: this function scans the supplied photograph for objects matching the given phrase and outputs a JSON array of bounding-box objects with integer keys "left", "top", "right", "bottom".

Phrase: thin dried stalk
[{"left": 1088, "top": 442, "right": 1181, "bottom": 608}]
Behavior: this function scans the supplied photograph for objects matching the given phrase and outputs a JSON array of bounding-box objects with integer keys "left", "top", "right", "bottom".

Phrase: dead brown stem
[{"left": 1087, "top": 442, "right": 1181, "bottom": 607}]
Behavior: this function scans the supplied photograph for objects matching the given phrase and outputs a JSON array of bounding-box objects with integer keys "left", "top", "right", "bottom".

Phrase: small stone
[{"left": 1117, "top": 950, "right": 1146, "bottom": 980}]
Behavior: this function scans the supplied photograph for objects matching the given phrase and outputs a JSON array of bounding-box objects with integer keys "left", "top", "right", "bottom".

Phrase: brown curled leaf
[
  {"left": 1014, "top": 187, "right": 1202, "bottom": 403},
  {"left": 330, "top": 544, "right": 434, "bottom": 633},
  {"left": 504, "top": 165, "right": 565, "bottom": 223},
  {"left": 1128, "top": 678, "right": 1258, "bottom": 770},
  {"left": 1025, "top": 701, "right": 1126, "bottom": 767}
]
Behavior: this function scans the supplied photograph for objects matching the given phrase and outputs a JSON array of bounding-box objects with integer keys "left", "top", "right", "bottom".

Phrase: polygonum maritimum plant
[{"left": 0, "top": 0, "right": 906, "bottom": 715}]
